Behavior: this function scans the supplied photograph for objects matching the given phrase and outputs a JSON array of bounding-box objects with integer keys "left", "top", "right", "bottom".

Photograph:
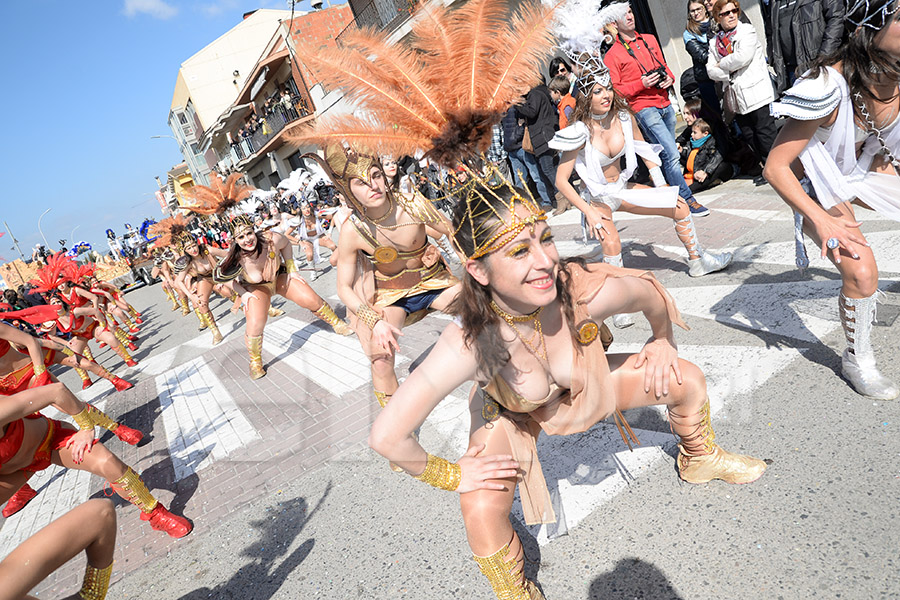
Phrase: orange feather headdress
[
  {"left": 288, "top": 0, "right": 557, "bottom": 166},
  {"left": 149, "top": 214, "right": 192, "bottom": 250},
  {"left": 180, "top": 173, "right": 255, "bottom": 216}
]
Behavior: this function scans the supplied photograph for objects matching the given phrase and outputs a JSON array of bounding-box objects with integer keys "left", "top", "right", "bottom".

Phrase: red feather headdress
[{"left": 29, "top": 253, "right": 76, "bottom": 293}]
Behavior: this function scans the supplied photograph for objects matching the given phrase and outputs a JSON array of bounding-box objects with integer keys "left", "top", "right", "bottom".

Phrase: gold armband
[
  {"left": 412, "top": 454, "right": 461, "bottom": 491},
  {"left": 285, "top": 258, "right": 298, "bottom": 274},
  {"left": 79, "top": 562, "right": 113, "bottom": 600},
  {"left": 62, "top": 346, "right": 75, "bottom": 357},
  {"left": 33, "top": 362, "right": 46, "bottom": 376},
  {"left": 72, "top": 407, "right": 94, "bottom": 430},
  {"left": 356, "top": 304, "right": 382, "bottom": 330}
]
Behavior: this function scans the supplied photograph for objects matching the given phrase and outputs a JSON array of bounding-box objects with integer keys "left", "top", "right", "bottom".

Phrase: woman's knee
[
  {"left": 673, "top": 359, "right": 707, "bottom": 401},
  {"left": 460, "top": 488, "right": 514, "bottom": 533},
  {"left": 673, "top": 200, "right": 690, "bottom": 220},
  {"left": 841, "top": 255, "right": 879, "bottom": 297},
  {"left": 601, "top": 228, "right": 622, "bottom": 255}
]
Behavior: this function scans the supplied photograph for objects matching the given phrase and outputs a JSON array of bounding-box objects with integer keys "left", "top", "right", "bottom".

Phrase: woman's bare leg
[
  {"left": 243, "top": 285, "right": 272, "bottom": 379},
  {"left": 277, "top": 274, "right": 351, "bottom": 335},
  {"left": 459, "top": 406, "right": 536, "bottom": 599},
  {"left": 0, "top": 498, "right": 117, "bottom": 600},
  {"left": 802, "top": 203, "right": 896, "bottom": 397},
  {"left": 608, "top": 353, "right": 766, "bottom": 483},
  {"left": 194, "top": 279, "right": 223, "bottom": 344}
]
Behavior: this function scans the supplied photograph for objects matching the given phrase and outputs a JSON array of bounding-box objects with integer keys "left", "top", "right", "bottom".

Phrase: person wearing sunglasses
[{"left": 706, "top": 0, "right": 777, "bottom": 185}]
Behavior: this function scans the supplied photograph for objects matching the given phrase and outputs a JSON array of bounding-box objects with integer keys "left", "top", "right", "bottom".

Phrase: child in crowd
[
  {"left": 549, "top": 75, "right": 576, "bottom": 129},
  {"left": 679, "top": 118, "right": 732, "bottom": 192}
]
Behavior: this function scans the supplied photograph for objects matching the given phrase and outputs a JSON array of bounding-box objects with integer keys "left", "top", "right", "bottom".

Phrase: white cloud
[
  {"left": 123, "top": 0, "right": 179, "bottom": 19},
  {"left": 197, "top": 0, "right": 240, "bottom": 17}
]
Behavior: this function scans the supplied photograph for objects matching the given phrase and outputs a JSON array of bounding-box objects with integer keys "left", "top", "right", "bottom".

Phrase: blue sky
[{"left": 0, "top": 0, "right": 340, "bottom": 262}]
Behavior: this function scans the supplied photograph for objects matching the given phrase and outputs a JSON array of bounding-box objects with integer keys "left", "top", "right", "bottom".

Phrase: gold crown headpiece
[
  {"left": 174, "top": 231, "right": 196, "bottom": 252},
  {"left": 229, "top": 214, "right": 255, "bottom": 237},
  {"left": 301, "top": 145, "right": 381, "bottom": 215},
  {"left": 453, "top": 162, "right": 547, "bottom": 261}
]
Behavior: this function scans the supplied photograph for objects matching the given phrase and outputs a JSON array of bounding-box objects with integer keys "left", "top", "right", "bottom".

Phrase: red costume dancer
[
  {"left": 91, "top": 277, "right": 142, "bottom": 324},
  {"left": 0, "top": 322, "right": 158, "bottom": 527},
  {"left": 184, "top": 172, "right": 353, "bottom": 379}
]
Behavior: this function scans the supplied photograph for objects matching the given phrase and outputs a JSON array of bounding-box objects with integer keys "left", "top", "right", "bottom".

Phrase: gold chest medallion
[{"left": 373, "top": 246, "right": 399, "bottom": 264}]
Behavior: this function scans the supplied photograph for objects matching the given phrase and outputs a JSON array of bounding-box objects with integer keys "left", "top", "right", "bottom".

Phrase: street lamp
[
  {"left": 70, "top": 225, "right": 80, "bottom": 245},
  {"left": 37, "top": 208, "right": 52, "bottom": 248}
]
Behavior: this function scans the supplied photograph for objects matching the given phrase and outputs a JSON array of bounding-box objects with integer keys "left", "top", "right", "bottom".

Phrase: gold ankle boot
[
  {"left": 268, "top": 306, "right": 285, "bottom": 318},
  {"left": 314, "top": 303, "right": 353, "bottom": 336},
  {"left": 473, "top": 542, "right": 544, "bottom": 600},
  {"left": 246, "top": 334, "right": 266, "bottom": 379},
  {"left": 195, "top": 308, "right": 208, "bottom": 330},
  {"left": 79, "top": 562, "right": 113, "bottom": 600},
  {"left": 674, "top": 400, "right": 766, "bottom": 485},
  {"left": 180, "top": 297, "right": 191, "bottom": 316},
  {"left": 206, "top": 313, "right": 223, "bottom": 345},
  {"left": 374, "top": 389, "right": 391, "bottom": 409}
]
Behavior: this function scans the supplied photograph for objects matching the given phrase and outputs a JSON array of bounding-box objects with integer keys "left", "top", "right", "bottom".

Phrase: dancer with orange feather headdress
[
  {"left": 283, "top": 0, "right": 562, "bottom": 411},
  {"left": 289, "top": 0, "right": 767, "bottom": 597},
  {"left": 183, "top": 172, "right": 352, "bottom": 379}
]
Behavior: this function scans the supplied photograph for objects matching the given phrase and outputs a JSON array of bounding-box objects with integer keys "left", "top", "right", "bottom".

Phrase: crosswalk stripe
[{"left": 155, "top": 357, "right": 260, "bottom": 481}]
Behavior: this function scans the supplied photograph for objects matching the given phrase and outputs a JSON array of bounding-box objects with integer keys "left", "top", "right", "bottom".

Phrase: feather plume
[
  {"left": 30, "top": 252, "right": 74, "bottom": 292},
  {"left": 294, "top": 0, "right": 557, "bottom": 166},
  {"left": 180, "top": 173, "right": 254, "bottom": 216},
  {"left": 68, "top": 262, "right": 96, "bottom": 283},
  {"left": 486, "top": 0, "right": 560, "bottom": 110}
]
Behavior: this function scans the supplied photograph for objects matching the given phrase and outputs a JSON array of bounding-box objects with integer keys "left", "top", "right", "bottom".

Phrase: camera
[{"left": 644, "top": 66, "right": 668, "bottom": 87}]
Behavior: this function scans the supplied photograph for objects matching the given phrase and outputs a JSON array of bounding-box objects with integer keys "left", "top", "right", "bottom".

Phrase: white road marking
[{"left": 155, "top": 357, "right": 260, "bottom": 481}]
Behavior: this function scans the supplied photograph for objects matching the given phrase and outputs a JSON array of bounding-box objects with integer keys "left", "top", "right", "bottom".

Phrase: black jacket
[
  {"left": 769, "top": 0, "right": 844, "bottom": 94},
  {"left": 516, "top": 85, "right": 559, "bottom": 156},
  {"left": 683, "top": 22, "right": 713, "bottom": 84},
  {"left": 501, "top": 106, "right": 524, "bottom": 152},
  {"left": 679, "top": 136, "right": 723, "bottom": 177}
]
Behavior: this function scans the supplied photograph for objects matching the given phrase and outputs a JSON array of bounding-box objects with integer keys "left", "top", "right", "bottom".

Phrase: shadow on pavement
[
  {"left": 588, "top": 557, "right": 684, "bottom": 599},
  {"left": 176, "top": 482, "right": 332, "bottom": 600}
]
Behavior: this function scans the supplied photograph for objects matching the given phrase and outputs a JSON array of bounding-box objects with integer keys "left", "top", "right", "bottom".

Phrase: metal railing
[
  {"left": 229, "top": 101, "right": 312, "bottom": 165},
  {"left": 336, "top": 0, "right": 419, "bottom": 43}
]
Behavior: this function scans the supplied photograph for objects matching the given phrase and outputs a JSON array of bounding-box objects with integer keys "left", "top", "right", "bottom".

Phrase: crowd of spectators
[
  {"left": 233, "top": 87, "right": 311, "bottom": 156},
  {"left": 476, "top": 0, "right": 848, "bottom": 212}
]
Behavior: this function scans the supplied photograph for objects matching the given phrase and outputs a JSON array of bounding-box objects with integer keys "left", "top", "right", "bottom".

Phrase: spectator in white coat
[{"left": 706, "top": 0, "right": 777, "bottom": 183}]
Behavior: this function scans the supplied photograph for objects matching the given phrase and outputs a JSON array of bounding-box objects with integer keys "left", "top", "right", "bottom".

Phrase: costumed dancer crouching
[
  {"left": 303, "top": 145, "right": 461, "bottom": 410},
  {"left": 183, "top": 172, "right": 352, "bottom": 379},
  {"left": 371, "top": 175, "right": 767, "bottom": 599},
  {"left": 88, "top": 275, "right": 142, "bottom": 333},
  {"left": 763, "top": 0, "right": 900, "bottom": 399},
  {"left": 172, "top": 232, "right": 235, "bottom": 345},
  {"left": 151, "top": 247, "right": 185, "bottom": 312},
  {"left": 551, "top": 55, "right": 733, "bottom": 318},
  {"left": 295, "top": 200, "right": 337, "bottom": 281},
  {"left": 0, "top": 322, "right": 191, "bottom": 537},
  {"left": 0, "top": 302, "right": 134, "bottom": 394}
]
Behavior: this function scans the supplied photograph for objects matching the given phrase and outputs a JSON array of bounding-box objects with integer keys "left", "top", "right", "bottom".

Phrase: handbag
[{"left": 522, "top": 126, "right": 534, "bottom": 154}]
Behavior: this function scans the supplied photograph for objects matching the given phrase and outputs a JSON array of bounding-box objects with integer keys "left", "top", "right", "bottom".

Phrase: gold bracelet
[
  {"left": 72, "top": 407, "right": 94, "bottom": 430},
  {"left": 33, "top": 362, "right": 46, "bottom": 376},
  {"left": 412, "top": 454, "right": 461, "bottom": 491},
  {"left": 356, "top": 304, "right": 382, "bottom": 330},
  {"left": 62, "top": 346, "right": 75, "bottom": 357},
  {"left": 285, "top": 258, "right": 298, "bottom": 274}
]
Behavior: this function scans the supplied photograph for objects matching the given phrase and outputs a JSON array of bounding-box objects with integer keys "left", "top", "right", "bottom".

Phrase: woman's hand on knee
[
  {"left": 65, "top": 430, "right": 95, "bottom": 464},
  {"left": 584, "top": 206, "right": 612, "bottom": 241},
  {"left": 372, "top": 320, "right": 402, "bottom": 355},
  {"left": 457, "top": 444, "right": 519, "bottom": 494},
  {"left": 633, "top": 338, "right": 683, "bottom": 398}
]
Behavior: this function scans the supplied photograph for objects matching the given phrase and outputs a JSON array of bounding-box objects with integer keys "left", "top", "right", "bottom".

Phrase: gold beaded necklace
[
  {"left": 490, "top": 300, "right": 548, "bottom": 362},
  {"left": 364, "top": 195, "right": 395, "bottom": 224}
]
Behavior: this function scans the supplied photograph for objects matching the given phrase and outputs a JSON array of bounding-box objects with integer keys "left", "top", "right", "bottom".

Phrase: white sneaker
[
  {"left": 688, "top": 251, "right": 733, "bottom": 277},
  {"left": 841, "top": 349, "right": 899, "bottom": 400},
  {"left": 612, "top": 313, "right": 634, "bottom": 329}
]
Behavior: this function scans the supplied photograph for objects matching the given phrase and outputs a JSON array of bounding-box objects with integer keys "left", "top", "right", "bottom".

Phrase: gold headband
[
  {"left": 229, "top": 215, "right": 255, "bottom": 237},
  {"left": 454, "top": 163, "right": 548, "bottom": 261},
  {"left": 303, "top": 145, "right": 381, "bottom": 216}
]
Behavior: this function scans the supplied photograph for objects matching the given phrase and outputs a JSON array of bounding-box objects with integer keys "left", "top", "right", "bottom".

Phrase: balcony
[
  {"left": 228, "top": 100, "right": 313, "bottom": 168},
  {"left": 336, "top": 0, "right": 420, "bottom": 43}
]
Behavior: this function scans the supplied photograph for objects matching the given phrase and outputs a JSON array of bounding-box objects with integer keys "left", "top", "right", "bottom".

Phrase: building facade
[{"left": 166, "top": 5, "right": 354, "bottom": 192}]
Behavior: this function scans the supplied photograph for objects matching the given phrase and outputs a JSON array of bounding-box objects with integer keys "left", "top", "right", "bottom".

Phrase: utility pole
[{"left": 4, "top": 221, "right": 26, "bottom": 261}]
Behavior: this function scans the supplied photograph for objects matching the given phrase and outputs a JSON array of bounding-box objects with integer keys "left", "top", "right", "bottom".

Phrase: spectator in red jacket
[{"left": 606, "top": 4, "right": 711, "bottom": 217}]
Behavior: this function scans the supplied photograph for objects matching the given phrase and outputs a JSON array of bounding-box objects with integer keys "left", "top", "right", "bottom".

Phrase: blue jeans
[
  {"left": 507, "top": 147, "right": 553, "bottom": 206},
  {"left": 634, "top": 104, "right": 697, "bottom": 203}
]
